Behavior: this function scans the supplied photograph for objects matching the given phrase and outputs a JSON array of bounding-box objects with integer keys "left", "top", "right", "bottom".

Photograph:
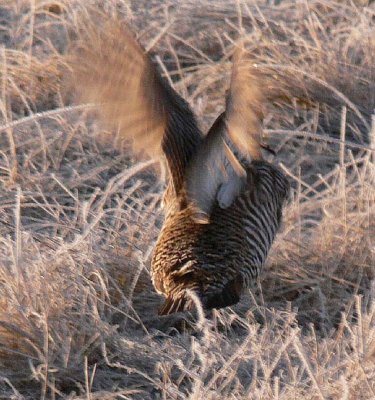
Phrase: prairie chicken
[{"left": 71, "top": 15, "right": 290, "bottom": 315}]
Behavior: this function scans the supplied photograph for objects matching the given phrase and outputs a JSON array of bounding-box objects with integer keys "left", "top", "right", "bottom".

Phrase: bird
[{"left": 69, "top": 13, "right": 290, "bottom": 315}]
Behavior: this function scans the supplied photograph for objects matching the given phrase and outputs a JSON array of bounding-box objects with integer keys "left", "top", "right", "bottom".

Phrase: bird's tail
[
  {"left": 158, "top": 293, "right": 190, "bottom": 316},
  {"left": 158, "top": 277, "right": 243, "bottom": 315}
]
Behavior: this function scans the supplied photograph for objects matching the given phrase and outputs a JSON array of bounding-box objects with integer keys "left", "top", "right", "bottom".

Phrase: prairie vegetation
[{"left": 0, "top": 1, "right": 374, "bottom": 399}]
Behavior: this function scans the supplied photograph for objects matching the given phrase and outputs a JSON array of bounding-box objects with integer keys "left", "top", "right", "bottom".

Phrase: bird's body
[
  {"left": 152, "top": 159, "right": 289, "bottom": 314},
  {"left": 71, "top": 14, "right": 290, "bottom": 315}
]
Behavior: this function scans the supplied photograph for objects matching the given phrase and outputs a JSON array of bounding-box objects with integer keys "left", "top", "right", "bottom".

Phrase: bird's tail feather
[
  {"left": 158, "top": 277, "right": 243, "bottom": 315},
  {"left": 158, "top": 293, "right": 189, "bottom": 316}
]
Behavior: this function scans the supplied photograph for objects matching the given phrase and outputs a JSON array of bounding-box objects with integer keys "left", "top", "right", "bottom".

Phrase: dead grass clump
[
  {"left": 0, "top": 0, "right": 374, "bottom": 399},
  {"left": 263, "top": 145, "right": 375, "bottom": 332},
  {"left": 164, "top": 1, "right": 375, "bottom": 143},
  {"left": 0, "top": 49, "right": 62, "bottom": 114}
]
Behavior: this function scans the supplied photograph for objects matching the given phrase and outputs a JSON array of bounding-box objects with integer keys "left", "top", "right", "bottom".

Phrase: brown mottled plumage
[{"left": 70, "top": 14, "right": 290, "bottom": 315}]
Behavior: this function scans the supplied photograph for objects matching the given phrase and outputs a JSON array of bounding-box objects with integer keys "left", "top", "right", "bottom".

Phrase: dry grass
[{"left": 0, "top": 0, "right": 374, "bottom": 399}]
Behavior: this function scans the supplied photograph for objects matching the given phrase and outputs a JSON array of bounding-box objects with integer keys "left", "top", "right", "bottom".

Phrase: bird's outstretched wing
[
  {"left": 225, "top": 43, "right": 264, "bottom": 160},
  {"left": 68, "top": 11, "right": 202, "bottom": 196},
  {"left": 185, "top": 44, "right": 265, "bottom": 222}
]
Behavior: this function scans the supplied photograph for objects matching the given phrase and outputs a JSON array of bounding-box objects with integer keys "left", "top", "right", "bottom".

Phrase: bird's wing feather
[
  {"left": 185, "top": 114, "right": 247, "bottom": 223},
  {"left": 185, "top": 43, "right": 264, "bottom": 222},
  {"left": 68, "top": 11, "right": 202, "bottom": 195},
  {"left": 225, "top": 43, "right": 264, "bottom": 160}
]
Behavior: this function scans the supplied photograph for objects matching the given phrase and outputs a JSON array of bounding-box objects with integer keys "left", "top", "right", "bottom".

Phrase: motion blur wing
[
  {"left": 69, "top": 11, "right": 203, "bottom": 195},
  {"left": 186, "top": 43, "right": 264, "bottom": 222},
  {"left": 225, "top": 43, "right": 264, "bottom": 160}
]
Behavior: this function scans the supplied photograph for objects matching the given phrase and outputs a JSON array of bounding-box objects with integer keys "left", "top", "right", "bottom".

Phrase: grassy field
[{"left": 0, "top": 0, "right": 374, "bottom": 399}]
